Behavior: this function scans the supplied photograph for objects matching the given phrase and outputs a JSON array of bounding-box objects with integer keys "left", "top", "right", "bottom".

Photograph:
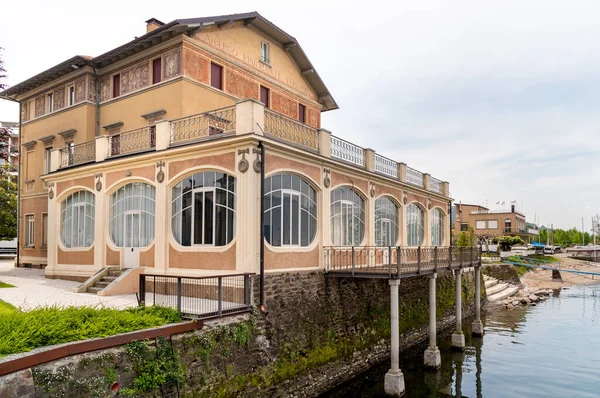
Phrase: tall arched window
[
  {"left": 407, "top": 203, "right": 424, "bottom": 247},
  {"left": 171, "top": 171, "right": 236, "bottom": 247},
  {"left": 330, "top": 187, "right": 365, "bottom": 246},
  {"left": 264, "top": 173, "right": 317, "bottom": 247},
  {"left": 109, "top": 182, "right": 155, "bottom": 247},
  {"left": 375, "top": 197, "right": 399, "bottom": 247},
  {"left": 60, "top": 190, "right": 95, "bottom": 248},
  {"left": 431, "top": 208, "right": 445, "bottom": 246}
]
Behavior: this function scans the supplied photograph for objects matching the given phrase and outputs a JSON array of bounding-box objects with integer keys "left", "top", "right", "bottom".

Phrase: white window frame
[
  {"left": 25, "top": 214, "right": 34, "bottom": 247},
  {"left": 123, "top": 210, "right": 142, "bottom": 248},
  {"left": 375, "top": 197, "right": 399, "bottom": 247},
  {"left": 44, "top": 147, "right": 52, "bottom": 174},
  {"left": 488, "top": 220, "right": 498, "bottom": 229},
  {"left": 476, "top": 220, "right": 486, "bottom": 230},
  {"left": 47, "top": 93, "right": 53, "bottom": 113},
  {"left": 406, "top": 203, "right": 425, "bottom": 247},
  {"left": 190, "top": 187, "right": 217, "bottom": 247},
  {"left": 260, "top": 40, "right": 270, "bottom": 64},
  {"left": 68, "top": 85, "right": 75, "bottom": 106},
  {"left": 334, "top": 200, "right": 363, "bottom": 246},
  {"left": 431, "top": 208, "right": 445, "bottom": 247},
  {"left": 109, "top": 182, "right": 156, "bottom": 248}
]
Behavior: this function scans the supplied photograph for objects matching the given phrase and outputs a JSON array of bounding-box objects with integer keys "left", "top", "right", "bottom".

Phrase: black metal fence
[
  {"left": 324, "top": 246, "right": 481, "bottom": 278},
  {"left": 139, "top": 273, "right": 254, "bottom": 319}
]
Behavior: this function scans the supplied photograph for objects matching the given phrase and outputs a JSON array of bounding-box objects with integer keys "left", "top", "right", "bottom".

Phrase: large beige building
[{"left": 1, "top": 13, "right": 451, "bottom": 288}]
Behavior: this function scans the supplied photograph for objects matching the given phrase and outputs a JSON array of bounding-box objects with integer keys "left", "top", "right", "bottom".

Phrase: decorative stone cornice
[
  {"left": 58, "top": 129, "right": 77, "bottom": 142},
  {"left": 141, "top": 109, "right": 166, "bottom": 120},
  {"left": 102, "top": 121, "right": 123, "bottom": 131},
  {"left": 38, "top": 135, "right": 55, "bottom": 147},
  {"left": 23, "top": 140, "right": 37, "bottom": 151}
]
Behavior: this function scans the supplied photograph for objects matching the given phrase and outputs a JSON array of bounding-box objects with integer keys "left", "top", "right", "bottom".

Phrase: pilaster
[{"left": 236, "top": 99, "right": 265, "bottom": 136}]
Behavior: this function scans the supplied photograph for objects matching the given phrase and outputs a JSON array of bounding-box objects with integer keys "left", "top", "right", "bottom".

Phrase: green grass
[
  {"left": 0, "top": 300, "right": 15, "bottom": 316},
  {"left": 0, "top": 305, "right": 181, "bottom": 358},
  {"left": 0, "top": 281, "right": 15, "bottom": 288},
  {"left": 527, "top": 254, "right": 560, "bottom": 263}
]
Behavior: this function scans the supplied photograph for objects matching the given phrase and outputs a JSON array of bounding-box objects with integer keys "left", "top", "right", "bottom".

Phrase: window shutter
[
  {"left": 152, "top": 58, "right": 162, "bottom": 84},
  {"left": 299, "top": 104, "right": 306, "bottom": 123},
  {"left": 113, "top": 75, "right": 120, "bottom": 97},
  {"left": 211, "top": 63, "right": 223, "bottom": 90},
  {"left": 260, "top": 86, "right": 270, "bottom": 108}
]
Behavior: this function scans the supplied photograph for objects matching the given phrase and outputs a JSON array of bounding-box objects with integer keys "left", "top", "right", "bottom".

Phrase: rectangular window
[
  {"left": 113, "top": 74, "right": 121, "bottom": 97},
  {"left": 45, "top": 147, "right": 52, "bottom": 174},
  {"left": 475, "top": 220, "right": 486, "bottom": 229},
  {"left": 260, "top": 86, "right": 270, "bottom": 108},
  {"left": 152, "top": 58, "right": 162, "bottom": 84},
  {"left": 42, "top": 213, "right": 48, "bottom": 249},
  {"left": 68, "top": 86, "right": 75, "bottom": 106},
  {"left": 210, "top": 63, "right": 222, "bottom": 90},
  {"left": 260, "top": 41, "right": 270, "bottom": 64},
  {"left": 460, "top": 223, "right": 469, "bottom": 232},
  {"left": 298, "top": 104, "right": 306, "bottom": 123},
  {"left": 25, "top": 215, "right": 34, "bottom": 247},
  {"left": 66, "top": 142, "right": 75, "bottom": 165},
  {"left": 488, "top": 220, "right": 499, "bottom": 229},
  {"left": 47, "top": 93, "right": 54, "bottom": 113}
]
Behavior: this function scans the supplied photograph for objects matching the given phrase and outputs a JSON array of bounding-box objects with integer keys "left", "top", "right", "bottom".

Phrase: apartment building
[
  {"left": 1, "top": 12, "right": 451, "bottom": 287},
  {"left": 454, "top": 203, "right": 538, "bottom": 241},
  {"left": 0, "top": 121, "right": 19, "bottom": 178}
]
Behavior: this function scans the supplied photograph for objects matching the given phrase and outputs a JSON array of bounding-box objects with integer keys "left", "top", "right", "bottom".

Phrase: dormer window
[{"left": 260, "top": 41, "right": 270, "bottom": 64}]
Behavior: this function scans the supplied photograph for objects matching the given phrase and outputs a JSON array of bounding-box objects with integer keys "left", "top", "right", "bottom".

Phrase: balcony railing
[
  {"left": 170, "top": 106, "right": 236, "bottom": 145},
  {"left": 108, "top": 126, "right": 155, "bottom": 157},
  {"left": 59, "top": 141, "right": 95, "bottom": 168},
  {"left": 406, "top": 167, "right": 424, "bottom": 188},
  {"left": 374, "top": 153, "right": 398, "bottom": 178},
  {"left": 264, "top": 109, "right": 319, "bottom": 151},
  {"left": 331, "top": 135, "right": 365, "bottom": 166},
  {"left": 430, "top": 177, "right": 442, "bottom": 194}
]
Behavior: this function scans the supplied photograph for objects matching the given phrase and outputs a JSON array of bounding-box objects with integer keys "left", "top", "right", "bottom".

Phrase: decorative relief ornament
[
  {"left": 238, "top": 148, "right": 250, "bottom": 173},
  {"left": 403, "top": 193, "right": 408, "bottom": 205},
  {"left": 427, "top": 199, "right": 432, "bottom": 210},
  {"left": 156, "top": 161, "right": 165, "bottom": 183},
  {"left": 323, "top": 168, "right": 331, "bottom": 188},
  {"left": 48, "top": 183, "right": 54, "bottom": 199},
  {"left": 95, "top": 173, "right": 103, "bottom": 192},
  {"left": 252, "top": 148, "right": 262, "bottom": 173},
  {"left": 370, "top": 183, "right": 376, "bottom": 198}
]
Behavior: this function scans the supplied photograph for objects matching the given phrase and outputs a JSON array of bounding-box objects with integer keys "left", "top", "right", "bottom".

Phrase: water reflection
[{"left": 323, "top": 284, "right": 600, "bottom": 398}]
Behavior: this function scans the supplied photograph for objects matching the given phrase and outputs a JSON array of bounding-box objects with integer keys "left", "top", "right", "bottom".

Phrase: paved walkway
[{"left": 0, "top": 259, "right": 138, "bottom": 311}]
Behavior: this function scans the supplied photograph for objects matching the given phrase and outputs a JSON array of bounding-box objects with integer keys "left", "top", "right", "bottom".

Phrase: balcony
[{"left": 48, "top": 100, "right": 448, "bottom": 196}]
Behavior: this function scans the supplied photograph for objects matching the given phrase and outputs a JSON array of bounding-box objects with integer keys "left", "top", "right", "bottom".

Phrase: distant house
[{"left": 453, "top": 203, "right": 538, "bottom": 242}]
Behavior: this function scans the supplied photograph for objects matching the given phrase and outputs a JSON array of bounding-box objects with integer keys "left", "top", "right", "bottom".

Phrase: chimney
[
  {"left": 511, "top": 204, "right": 515, "bottom": 213},
  {"left": 145, "top": 18, "right": 165, "bottom": 33}
]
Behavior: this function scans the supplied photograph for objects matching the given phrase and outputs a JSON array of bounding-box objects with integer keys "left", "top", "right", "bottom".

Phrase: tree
[
  {"left": 457, "top": 226, "right": 477, "bottom": 247},
  {"left": 0, "top": 164, "right": 17, "bottom": 240},
  {"left": 0, "top": 48, "right": 10, "bottom": 162}
]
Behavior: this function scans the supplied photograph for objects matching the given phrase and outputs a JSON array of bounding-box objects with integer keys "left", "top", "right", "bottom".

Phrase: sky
[{"left": 1, "top": 0, "right": 599, "bottom": 230}]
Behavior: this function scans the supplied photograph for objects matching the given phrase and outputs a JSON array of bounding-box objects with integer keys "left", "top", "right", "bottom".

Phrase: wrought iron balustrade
[
  {"left": 374, "top": 153, "right": 398, "bottom": 178},
  {"left": 59, "top": 141, "right": 95, "bottom": 168},
  {"left": 430, "top": 177, "right": 442, "bottom": 194},
  {"left": 108, "top": 126, "right": 155, "bottom": 157},
  {"left": 324, "top": 246, "right": 481, "bottom": 278},
  {"left": 263, "top": 109, "right": 319, "bottom": 151},
  {"left": 170, "top": 106, "right": 236, "bottom": 145},
  {"left": 406, "top": 167, "right": 424, "bottom": 188},
  {"left": 330, "top": 135, "right": 365, "bottom": 166},
  {"left": 139, "top": 273, "right": 253, "bottom": 319}
]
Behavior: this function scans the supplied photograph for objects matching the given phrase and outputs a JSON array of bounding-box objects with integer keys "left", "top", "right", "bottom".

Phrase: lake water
[{"left": 324, "top": 283, "right": 600, "bottom": 397}]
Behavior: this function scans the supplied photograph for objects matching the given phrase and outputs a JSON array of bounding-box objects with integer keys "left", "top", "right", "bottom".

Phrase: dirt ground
[{"left": 521, "top": 253, "right": 600, "bottom": 290}]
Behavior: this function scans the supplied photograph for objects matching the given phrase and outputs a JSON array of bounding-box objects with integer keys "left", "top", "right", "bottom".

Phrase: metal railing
[
  {"left": 264, "top": 109, "right": 319, "bottom": 151},
  {"left": 331, "top": 135, "right": 365, "bottom": 166},
  {"left": 139, "top": 273, "right": 253, "bottom": 319},
  {"left": 59, "top": 141, "right": 96, "bottom": 168},
  {"left": 170, "top": 106, "right": 236, "bottom": 145},
  {"left": 406, "top": 167, "right": 424, "bottom": 188},
  {"left": 374, "top": 153, "right": 398, "bottom": 178},
  {"left": 324, "top": 246, "right": 481, "bottom": 277},
  {"left": 108, "top": 126, "right": 155, "bottom": 157},
  {"left": 430, "top": 177, "right": 442, "bottom": 194}
]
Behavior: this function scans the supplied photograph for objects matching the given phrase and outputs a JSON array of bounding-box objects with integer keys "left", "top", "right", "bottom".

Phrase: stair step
[
  {"left": 87, "top": 286, "right": 103, "bottom": 294},
  {"left": 486, "top": 283, "right": 508, "bottom": 296},
  {"left": 488, "top": 286, "right": 519, "bottom": 302},
  {"left": 485, "top": 279, "right": 498, "bottom": 289},
  {"left": 100, "top": 276, "right": 117, "bottom": 283},
  {"left": 108, "top": 271, "right": 124, "bottom": 277},
  {"left": 94, "top": 281, "right": 110, "bottom": 288}
]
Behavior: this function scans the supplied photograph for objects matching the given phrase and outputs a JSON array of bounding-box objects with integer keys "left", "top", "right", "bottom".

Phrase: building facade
[
  {"left": 0, "top": 121, "right": 19, "bottom": 178},
  {"left": 453, "top": 203, "right": 538, "bottom": 242},
  {"left": 2, "top": 13, "right": 451, "bottom": 286}
]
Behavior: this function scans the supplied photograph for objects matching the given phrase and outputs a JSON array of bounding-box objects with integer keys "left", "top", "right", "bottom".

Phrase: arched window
[
  {"left": 330, "top": 187, "right": 365, "bottom": 246},
  {"left": 407, "top": 203, "right": 424, "bottom": 247},
  {"left": 109, "top": 182, "right": 155, "bottom": 247},
  {"left": 264, "top": 173, "right": 317, "bottom": 247},
  {"left": 60, "top": 190, "right": 95, "bottom": 248},
  {"left": 375, "top": 197, "right": 399, "bottom": 247},
  {"left": 171, "top": 171, "right": 236, "bottom": 247},
  {"left": 431, "top": 208, "right": 445, "bottom": 246}
]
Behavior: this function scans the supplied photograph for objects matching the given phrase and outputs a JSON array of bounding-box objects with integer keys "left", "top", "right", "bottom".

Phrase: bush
[{"left": 0, "top": 305, "right": 181, "bottom": 358}]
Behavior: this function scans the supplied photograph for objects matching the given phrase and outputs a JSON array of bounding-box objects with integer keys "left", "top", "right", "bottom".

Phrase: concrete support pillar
[
  {"left": 95, "top": 136, "right": 109, "bottom": 163},
  {"left": 452, "top": 269, "right": 465, "bottom": 350},
  {"left": 364, "top": 148, "right": 375, "bottom": 172},
  {"left": 424, "top": 273, "right": 441, "bottom": 369},
  {"left": 236, "top": 99, "right": 265, "bottom": 136},
  {"left": 318, "top": 129, "right": 332, "bottom": 158},
  {"left": 423, "top": 173, "right": 431, "bottom": 191},
  {"left": 397, "top": 162, "right": 407, "bottom": 183},
  {"left": 472, "top": 266, "right": 484, "bottom": 336},
  {"left": 441, "top": 181, "right": 450, "bottom": 197},
  {"left": 385, "top": 279, "right": 405, "bottom": 397},
  {"left": 50, "top": 148, "right": 61, "bottom": 172},
  {"left": 154, "top": 120, "right": 171, "bottom": 151}
]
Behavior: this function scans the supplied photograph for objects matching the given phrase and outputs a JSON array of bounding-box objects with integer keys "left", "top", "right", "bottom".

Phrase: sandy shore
[{"left": 521, "top": 253, "right": 600, "bottom": 290}]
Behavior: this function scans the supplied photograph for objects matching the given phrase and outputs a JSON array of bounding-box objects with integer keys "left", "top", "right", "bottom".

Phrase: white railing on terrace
[
  {"left": 108, "top": 126, "right": 155, "bottom": 157},
  {"left": 59, "top": 141, "right": 95, "bottom": 168},
  {"left": 264, "top": 109, "right": 319, "bottom": 151},
  {"left": 170, "top": 106, "right": 236, "bottom": 145},
  {"left": 430, "top": 177, "right": 442, "bottom": 194},
  {"left": 331, "top": 136, "right": 365, "bottom": 166},
  {"left": 406, "top": 167, "right": 424, "bottom": 188},
  {"left": 374, "top": 153, "right": 398, "bottom": 178}
]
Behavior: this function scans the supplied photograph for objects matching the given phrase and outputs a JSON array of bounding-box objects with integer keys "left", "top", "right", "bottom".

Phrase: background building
[
  {"left": 0, "top": 120, "right": 19, "bottom": 179},
  {"left": 453, "top": 203, "right": 538, "bottom": 242}
]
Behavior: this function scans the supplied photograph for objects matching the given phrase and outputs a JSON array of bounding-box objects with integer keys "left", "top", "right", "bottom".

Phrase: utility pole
[{"left": 582, "top": 217, "right": 585, "bottom": 246}]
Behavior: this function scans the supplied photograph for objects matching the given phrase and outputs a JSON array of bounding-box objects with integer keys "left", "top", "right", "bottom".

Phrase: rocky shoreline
[{"left": 500, "top": 287, "right": 552, "bottom": 309}]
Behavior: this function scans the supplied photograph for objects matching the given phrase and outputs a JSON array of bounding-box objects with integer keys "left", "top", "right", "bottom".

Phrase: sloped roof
[{"left": 2, "top": 12, "right": 338, "bottom": 111}]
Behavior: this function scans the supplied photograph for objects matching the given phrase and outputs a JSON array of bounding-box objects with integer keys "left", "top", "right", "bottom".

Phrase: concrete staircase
[
  {"left": 484, "top": 275, "right": 519, "bottom": 302},
  {"left": 87, "top": 269, "right": 125, "bottom": 294}
]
